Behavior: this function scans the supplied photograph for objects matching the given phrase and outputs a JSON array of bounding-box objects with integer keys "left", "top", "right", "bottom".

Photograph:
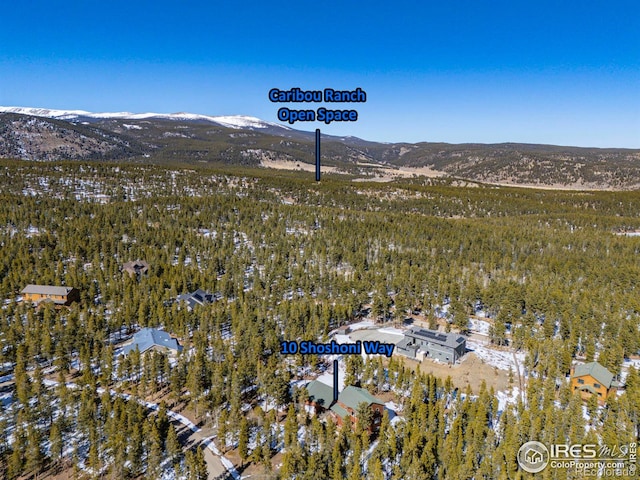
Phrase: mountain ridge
[
  {"left": 0, "top": 106, "right": 291, "bottom": 132},
  {"left": 2, "top": 106, "right": 640, "bottom": 189}
]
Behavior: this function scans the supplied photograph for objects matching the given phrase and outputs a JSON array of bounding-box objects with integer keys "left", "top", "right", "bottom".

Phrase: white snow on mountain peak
[
  {"left": 0, "top": 107, "right": 94, "bottom": 119},
  {"left": 0, "top": 106, "right": 290, "bottom": 131}
]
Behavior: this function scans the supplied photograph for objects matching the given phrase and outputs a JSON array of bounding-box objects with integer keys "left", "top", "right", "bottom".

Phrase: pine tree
[
  {"left": 14, "top": 345, "right": 31, "bottom": 405},
  {"left": 185, "top": 450, "right": 196, "bottom": 479},
  {"left": 280, "top": 446, "right": 298, "bottom": 479},
  {"left": 217, "top": 407, "right": 229, "bottom": 452},
  {"left": 156, "top": 401, "right": 170, "bottom": 443},
  {"left": 252, "top": 428, "right": 263, "bottom": 464},
  {"left": 586, "top": 393, "right": 598, "bottom": 424},
  {"left": 24, "top": 424, "right": 44, "bottom": 475},
  {"left": 193, "top": 446, "right": 208, "bottom": 480},
  {"left": 330, "top": 433, "right": 344, "bottom": 480},
  {"left": 127, "top": 417, "right": 144, "bottom": 476},
  {"left": 238, "top": 417, "right": 249, "bottom": 466},
  {"left": 284, "top": 405, "right": 298, "bottom": 450},
  {"left": 355, "top": 401, "right": 373, "bottom": 436},
  {"left": 147, "top": 420, "right": 163, "bottom": 478},
  {"left": 451, "top": 299, "right": 469, "bottom": 334},
  {"left": 0, "top": 418, "right": 8, "bottom": 460},
  {"left": 368, "top": 455, "right": 385, "bottom": 480},
  {"left": 7, "top": 426, "right": 25, "bottom": 480},
  {"left": 261, "top": 435, "right": 272, "bottom": 472},
  {"left": 166, "top": 424, "right": 181, "bottom": 465}
]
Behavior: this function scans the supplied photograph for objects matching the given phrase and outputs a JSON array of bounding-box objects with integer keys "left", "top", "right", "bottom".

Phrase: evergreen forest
[{"left": 0, "top": 159, "right": 639, "bottom": 479}]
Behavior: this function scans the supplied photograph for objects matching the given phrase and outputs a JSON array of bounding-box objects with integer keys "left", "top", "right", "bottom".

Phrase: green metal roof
[
  {"left": 577, "top": 384, "right": 597, "bottom": 395},
  {"left": 338, "top": 386, "right": 383, "bottom": 412},
  {"left": 330, "top": 403, "right": 349, "bottom": 419},
  {"left": 572, "top": 362, "right": 614, "bottom": 389},
  {"left": 306, "top": 382, "right": 384, "bottom": 421},
  {"left": 305, "top": 380, "right": 334, "bottom": 408}
]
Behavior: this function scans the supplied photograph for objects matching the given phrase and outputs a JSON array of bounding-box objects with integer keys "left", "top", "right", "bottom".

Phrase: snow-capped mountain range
[
  {"left": 0, "top": 106, "right": 290, "bottom": 131},
  {"left": 4, "top": 105, "right": 639, "bottom": 190}
]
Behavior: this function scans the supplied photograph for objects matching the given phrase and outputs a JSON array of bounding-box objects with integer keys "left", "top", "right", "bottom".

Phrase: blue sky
[{"left": 1, "top": 1, "right": 638, "bottom": 147}]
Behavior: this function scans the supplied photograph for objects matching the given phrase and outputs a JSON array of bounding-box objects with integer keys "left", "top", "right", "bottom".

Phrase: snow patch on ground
[
  {"left": 256, "top": 396, "right": 279, "bottom": 413},
  {"left": 316, "top": 359, "right": 346, "bottom": 391},
  {"left": 378, "top": 327, "right": 404, "bottom": 336},
  {"left": 347, "top": 320, "right": 375, "bottom": 331},
  {"left": 0, "top": 392, "right": 13, "bottom": 408},
  {"left": 466, "top": 340, "right": 524, "bottom": 372},
  {"left": 384, "top": 401, "right": 398, "bottom": 420},
  {"left": 620, "top": 357, "right": 640, "bottom": 382},
  {"left": 468, "top": 318, "right": 490, "bottom": 336},
  {"left": 496, "top": 387, "right": 521, "bottom": 413},
  {"left": 334, "top": 334, "right": 352, "bottom": 344}
]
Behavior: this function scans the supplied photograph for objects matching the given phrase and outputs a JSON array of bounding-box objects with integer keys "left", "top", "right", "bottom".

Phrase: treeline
[
  {"left": 2, "top": 162, "right": 640, "bottom": 372},
  {"left": 237, "top": 352, "right": 640, "bottom": 479},
  {"left": 1, "top": 345, "right": 205, "bottom": 479},
  {"left": 1, "top": 160, "right": 640, "bottom": 477}
]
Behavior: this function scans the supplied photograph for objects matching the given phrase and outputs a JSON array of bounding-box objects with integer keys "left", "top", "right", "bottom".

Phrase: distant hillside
[
  {"left": 0, "top": 113, "right": 147, "bottom": 161},
  {"left": 2, "top": 108, "right": 640, "bottom": 189},
  {"left": 387, "top": 142, "right": 640, "bottom": 189}
]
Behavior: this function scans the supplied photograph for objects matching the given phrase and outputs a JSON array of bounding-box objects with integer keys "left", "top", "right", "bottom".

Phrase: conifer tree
[
  {"left": 238, "top": 417, "right": 249, "bottom": 466},
  {"left": 147, "top": 420, "right": 163, "bottom": 479},
  {"left": 0, "top": 418, "right": 8, "bottom": 460},
  {"left": 330, "top": 433, "right": 344, "bottom": 480},
  {"left": 284, "top": 405, "right": 298, "bottom": 450},
  {"left": 24, "top": 424, "right": 44, "bottom": 475},
  {"left": 187, "top": 446, "right": 208, "bottom": 480},
  {"left": 166, "top": 424, "right": 181, "bottom": 465}
]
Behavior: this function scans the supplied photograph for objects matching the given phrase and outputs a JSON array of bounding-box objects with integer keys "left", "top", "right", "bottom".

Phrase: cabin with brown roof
[
  {"left": 21, "top": 285, "right": 80, "bottom": 306},
  {"left": 570, "top": 361, "right": 620, "bottom": 405},
  {"left": 123, "top": 260, "right": 150, "bottom": 278}
]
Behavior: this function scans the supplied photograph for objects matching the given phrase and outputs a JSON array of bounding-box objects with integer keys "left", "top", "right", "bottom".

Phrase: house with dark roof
[
  {"left": 570, "top": 361, "right": 620, "bottom": 404},
  {"left": 21, "top": 285, "right": 80, "bottom": 306},
  {"left": 335, "top": 325, "right": 352, "bottom": 335},
  {"left": 176, "top": 289, "right": 216, "bottom": 309},
  {"left": 123, "top": 260, "right": 150, "bottom": 278},
  {"left": 396, "top": 327, "right": 466, "bottom": 364},
  {"left": 123, "top": 328, "right": 182, "bottom": 356},
  {"left": 305, "top": 381, "right": 385, "bottom": 434}
]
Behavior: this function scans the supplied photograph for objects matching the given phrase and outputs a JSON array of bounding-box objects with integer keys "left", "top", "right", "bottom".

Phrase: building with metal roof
[
  {"left": 396, "top": 327, "right": 467, "bottom": 364},
  {"left": 21, "top": 285, "right": 80, "bottom": 306},
  {"left": 122, "top": 328, "right": 182, "bottom": 356},
  {"left": 176, "top": 289, "right": 216, "bottom": 309},
  {"left": 305, "top": 380, "right": 334, "bottom": 412},
  {"left": 304, "top": 381, "right": 385, "bottom": 433},
  {"left": 570, "top": 361, "right": 620, "bottom": 404},
  {"left": 331, "top": 386, "right": 385, "bottom": 433},
  {"left": 333, "top": 386, "right": 383, "bottom": 412}
]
